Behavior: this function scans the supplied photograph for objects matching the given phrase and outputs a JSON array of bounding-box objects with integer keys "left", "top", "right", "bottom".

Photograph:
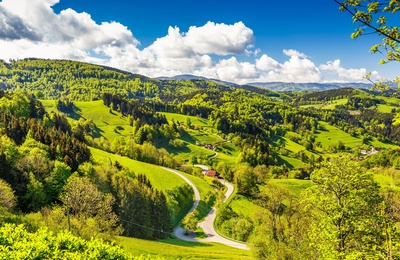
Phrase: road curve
[
  {"left": 161, "top": 167, "right": 200, "bottom": 242},
  {"left": 197, "top": 180, "right": 249, "bottom": 250},
  {"left": 194, "top": 165, "right": 249, "bottom": 250}
]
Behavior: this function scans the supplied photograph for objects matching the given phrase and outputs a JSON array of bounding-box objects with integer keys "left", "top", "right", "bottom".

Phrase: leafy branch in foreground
[
  {"left": 335, "top": 0, "right": 399, "bottom": 64},
  {"left": 334, "top": 0, "right": 400, "bottom": 89}
]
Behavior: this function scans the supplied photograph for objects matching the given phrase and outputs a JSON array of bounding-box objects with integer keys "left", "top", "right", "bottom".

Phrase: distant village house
[
  {"left": 205, "top": 170, "right": 219, "bottom": 178},
  {"left": 360, "top": 147, "right": 379, "bottom": 155}
]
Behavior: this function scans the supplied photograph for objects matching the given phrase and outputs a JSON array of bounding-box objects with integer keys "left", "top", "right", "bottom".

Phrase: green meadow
[
  {"left": 300, "top": 98, "right": 348, "bottom": 110},
  {"left": 118, "top": 236, "right": 254, "bottom": 260},
  {"left": 160, "top": 112, "right": 211, "bottom": 128},
  {"left": 315, "top": 121, "right": 362, "bottom": 149},
  {"left": 279, "top": 155, "right": 306, "bottom": 169},
  {"left": 377, "top": 104, "right": 398, "bottom": 113},
  {"left": 228, "top": 195, "right": 263, "bottom": 220},
  {"left": 269, "top": 179, "right": 312, "bottom": 196},
  {"left": 90, "top": 147, "right": 185, "bottom": 192},
  {"left": 41, "top": 99, "right": 132, "bottom": 141}
]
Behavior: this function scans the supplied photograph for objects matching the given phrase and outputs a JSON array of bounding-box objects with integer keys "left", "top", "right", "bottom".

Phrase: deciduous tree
[
  {"left": 182, "top": 210, "right": 198, "bottom": 235},
  {"left": 305, "top": 155, "right": 383, "bottom": 258},
  {"left": 60, "top": 176, "right": 122, "bottom": 240},
  {"left": 0, "top": 179, "right": 16, "bottom": 211}
]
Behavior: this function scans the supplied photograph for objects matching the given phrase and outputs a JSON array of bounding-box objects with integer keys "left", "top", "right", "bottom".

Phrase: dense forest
[{"left": 1, "top": 59, "right": 400, "bottom": 259}]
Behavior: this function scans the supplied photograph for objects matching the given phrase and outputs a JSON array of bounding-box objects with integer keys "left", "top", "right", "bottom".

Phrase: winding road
[{"left": 163, "top": 165, "right": 249, "bottom": 250}]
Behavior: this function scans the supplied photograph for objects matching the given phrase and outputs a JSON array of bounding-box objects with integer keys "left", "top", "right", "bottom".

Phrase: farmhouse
[
  {"left": 205, "top": 170, "right": 218, "bottom": 178},
  {"left": 360, "top": 147, "right": 380, "bottom": 155}
]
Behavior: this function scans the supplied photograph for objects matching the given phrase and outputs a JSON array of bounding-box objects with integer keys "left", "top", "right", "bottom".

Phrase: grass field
[
  {"left": 41, "top": 99, "right": 132, "bottom": 141},
  {"left": 315, "top": 121, "right": 361, "bottom": 149},
  {"left": 269, "top": 179, "right": 312, "bottom": 196},
  {"left": 228, "top": 195, "right": 263, "bottom": 220},
  {"left": 300, "top": 98, "right": 348, "bottom": 110},
  {"left": 278, "top": 155, "right": 306, "bottom": 168},
  {"left": 75, "top": 100, "right": 132, "bottom": 140},
  {"left": 377, "top": 104, "right": 398, "bottom": 113},
  {"left": 186, "top": 129, "right": 225, "bottom": 144},
  {"left": 166, "top": 142, "right": 216, "bottom": 162},
  {"left": 214, "top": 152, "right": 238, "bottom": 168},
  {"left": 161, "top": 112, "right": 211, "bottom": 128},
  {"left": 380, "top": 96, "right": 400, "bottom": 106},
  {"left": 90, "top": 147, "right": 186, "bottom": 192},
  {"left": 118, "top": 236, "right": 254, "bottom": 260}
]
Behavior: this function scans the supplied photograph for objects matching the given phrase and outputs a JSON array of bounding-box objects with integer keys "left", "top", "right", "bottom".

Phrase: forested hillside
[{"left": 0, "top": 59, "right": 400, "bottom": 259}]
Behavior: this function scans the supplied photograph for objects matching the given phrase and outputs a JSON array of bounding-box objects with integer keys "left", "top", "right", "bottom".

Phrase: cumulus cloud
[
  {"left": 0, "top": 0, "right": 138, "bottom": 62},
  {"left": 256, "top": 54, "right": 281, "bottom": 71},
  {"left": 128, "top": 21, "right": 255, "bottom": 77},
  {"left": 319, "top": 59, "right": 379, "bottom": 82},
  {"left": 185, "top": 21, "right": 254, "bottom": 55},
  {"left": 0, "top": 6, "right": 41, "bottom": 41},
  {"left": 254, "top": 50, "right": 322, "bottom": 83},
  {"left": 283, "top": 49, "right": 308, "bottom": 59},
  {"left": 0, "top": 0, "right": 376, "bottom": 84}
]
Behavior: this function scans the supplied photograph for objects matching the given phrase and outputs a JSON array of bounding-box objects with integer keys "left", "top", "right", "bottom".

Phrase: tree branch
[{"left": 333, "top": 0, "right": 400, "bottom": 44}]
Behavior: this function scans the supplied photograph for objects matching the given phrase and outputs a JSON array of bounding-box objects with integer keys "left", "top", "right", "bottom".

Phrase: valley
[{"left": 0, "top": 59, "right": 400, "bottom": 259}]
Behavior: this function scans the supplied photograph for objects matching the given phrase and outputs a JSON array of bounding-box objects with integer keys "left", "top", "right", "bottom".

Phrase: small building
[
  {"left": 360, "top": 147, "right": 380, "bottom": 155},
  {"left": 205, "top": 170, "right": 218, "bottom": 178}
]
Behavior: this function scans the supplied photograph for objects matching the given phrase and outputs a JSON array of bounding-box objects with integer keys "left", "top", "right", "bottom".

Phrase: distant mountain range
[
  {"left": 156, "top": 74, "right": 380, "bottom": 91},
  {"left": 156, "top": 74, "right": 239, "bottom": 87},
  {"left": 246, "top": 82, "right": 374, "bottom": 92}
]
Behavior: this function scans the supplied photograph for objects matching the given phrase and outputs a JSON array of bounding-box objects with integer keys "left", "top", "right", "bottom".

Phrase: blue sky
[{"left": 0, "top": 0, "right": 398, "bottom": 84}]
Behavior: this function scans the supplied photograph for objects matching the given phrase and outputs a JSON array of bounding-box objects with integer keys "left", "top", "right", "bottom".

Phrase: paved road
[
  {"left": 161, "top": 167, "right": 200, "bottom": 242},
  {"left": 163, "top": 165, "right": 249, "bottom": 250},
  {"left": 198, "top": 180, "right": 249, "bottom": 250}
]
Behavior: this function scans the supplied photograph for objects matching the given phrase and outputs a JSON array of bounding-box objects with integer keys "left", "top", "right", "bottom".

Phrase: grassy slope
[
  {"left": 300, "top": 98, "right": 348, "bottom": 110},
  {"left": 271, "top": 135, "right": 318, "bottom": 168},
  {"left": 90, "top": 147, "right": 185, "bottom": 192},
  {"left": 229, "top": 195, "right": 263, "bottom": 220},
  {"left": 183, "top": 174, "right": 216, "bottom": 220},
  {"left": 43, "top": 100, "right": 241, "bottom": 165},
  {"left": 161, "top": 112, "right": 240, "bottom": 165},
  {"left": 41, "top": 99, "right": 132, "bottom": 141},
  {"left": 161, "top": 112, "right": 210, "bottom": 128},
  {"left": 315, "top": 121, "right": 361, "bottom": 149},
  {"left": 377, "top": 104, "right": 398, "bottom": 113},
  {"left": 118, "top": 236, "right": 254, "bottom": 260},
  {"left": 269, "top": 179, "right": 312, "bottom": 196},
  {"left": 315, "top": 121, "right": 396, "bottom": 150},
  {"left": 43, "top": 100, "right": 312, "bottom": 169},
  {"left": 279, "top": 155, "right": 305, "bottom": 168},
  {"left": 75, "top": 100, "right": 132, "bottom": 140}
]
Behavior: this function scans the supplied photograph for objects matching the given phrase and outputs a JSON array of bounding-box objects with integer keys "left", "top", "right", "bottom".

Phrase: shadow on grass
[
  {"left": 180, "top": 132, "right": 197, "bottom": 144},
  {"left": 163, "top": 144, "right": 192, "bottom": 156},
  {"left": 159, "top": 238, "right": 212, "bottom": 248},
  {"left": 276, "top": 155, "right": 295, "bottom": 169}
]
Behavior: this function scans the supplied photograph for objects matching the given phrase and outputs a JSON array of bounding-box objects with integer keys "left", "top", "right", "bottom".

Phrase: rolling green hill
[{"left": 1, "top": 59, "right": 400, "bottom": 259}]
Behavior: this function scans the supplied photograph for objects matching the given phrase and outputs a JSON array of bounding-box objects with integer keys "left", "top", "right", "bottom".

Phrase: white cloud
[
  {"left": 0, "top": 0, "right": 138, "bottom": 62},
  {"left": 0, "top": 0, "right": 378, "bottom": 84},
  {"left": 319, "top": 59, "right": 379, "bottom": 82},
  {"left": 283, "top": 49, "right": 308, "bottom": 59},
  {"left": 185, "top": 21, "right": 254, "bottom": 55},
  {"left": 215, "top": 57, "right": 259, "bottom": 84},
  {"left": 254, "top": 50, "right": 322, "bottom": 83},
  {"left": 256, "top": 54, "right": 281, "bottom": 71}
]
